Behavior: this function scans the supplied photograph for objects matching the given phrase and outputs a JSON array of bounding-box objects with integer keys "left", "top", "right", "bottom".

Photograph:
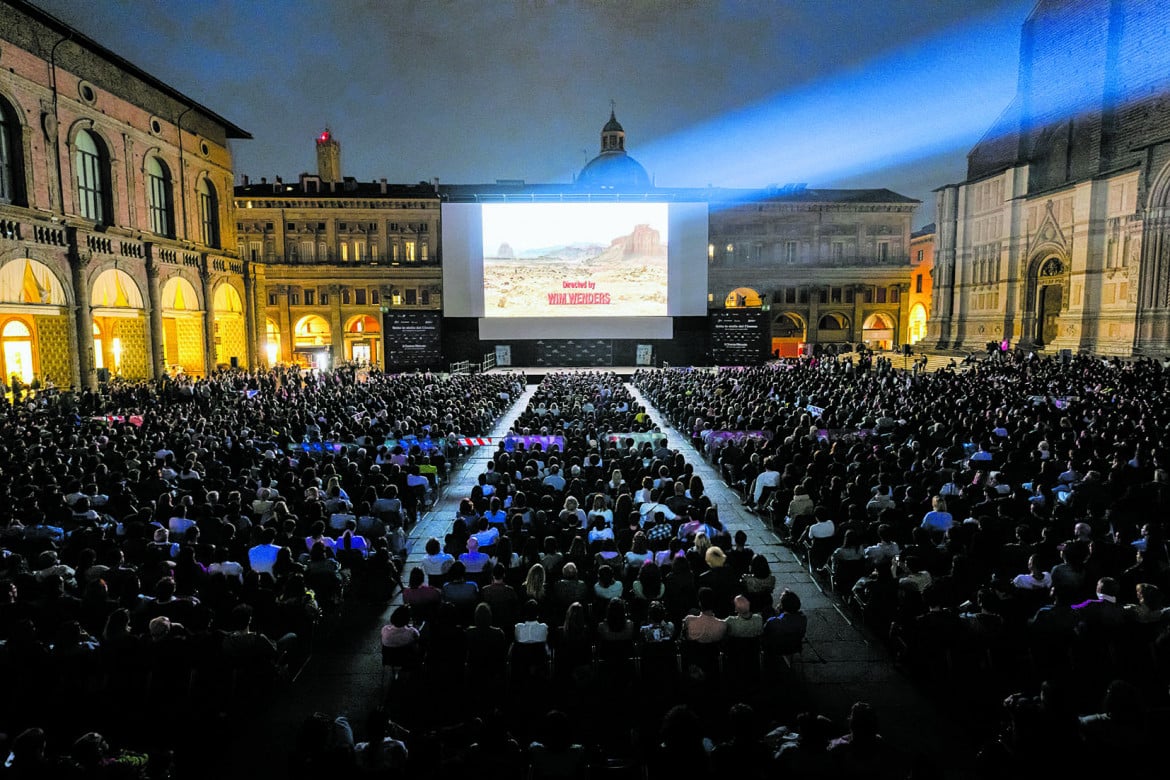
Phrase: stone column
[
  {"left": 145, "top": 252, "right": 164, "bottom": 378},
  {"left": 241, "top": 261, "right": 257, "bottom": 368},
  {"left": 69, "top": 245, "right": 96, "bottom": 391},
  {"left": 932, "top": 186, "right": 959, "bottom": 349},
  {"left": 274, "top": 285, "right": 293, "bottom": 363},
  {"left": 806, "top": 285, "right": 821, "bottom": 348},
  {"left": 896, "top": 283, "right": 912, "bottom": 347},
  {"left": 851, "top": 284, "right": 864, "bottom": 346},
  {"left": 252, "top": 265, "right": 269, "bottom": 365},
  {"left": 329, "top": 284, "right": 344, "bottom": 368},
  {"left": 200, "top": 261, "right": 215, "bottom": 376}
]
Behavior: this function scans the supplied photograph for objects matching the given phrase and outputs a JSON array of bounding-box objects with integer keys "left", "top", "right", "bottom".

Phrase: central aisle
[
  {"left": 238, "top": 372, "right": 977, "bottom": 778},
  {"left": 402, "top": 378, "right": 539, "bottom": 567}
]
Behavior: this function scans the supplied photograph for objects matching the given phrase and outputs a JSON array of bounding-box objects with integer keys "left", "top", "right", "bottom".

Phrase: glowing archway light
[{"left": 637, "top": 1, "right": 1169, "bottom": 195}]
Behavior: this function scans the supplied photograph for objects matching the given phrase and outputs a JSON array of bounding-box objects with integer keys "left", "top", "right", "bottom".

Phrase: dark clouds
[{"left": 36, "top": 0, "right": 1033, "bottom": 224}]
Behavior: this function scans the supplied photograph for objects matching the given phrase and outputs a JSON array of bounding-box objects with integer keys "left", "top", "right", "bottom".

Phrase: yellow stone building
[
  {"left": 234, "top": 131, "right": 442, "bottom": 370},
  {"left": 707, "top": 187, "right": 921, "bottom": 356}
]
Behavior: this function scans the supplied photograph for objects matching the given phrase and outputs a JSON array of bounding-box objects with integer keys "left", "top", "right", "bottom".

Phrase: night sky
[{"left": 33, "top": 0, "right": 1037, "bottom": 226}]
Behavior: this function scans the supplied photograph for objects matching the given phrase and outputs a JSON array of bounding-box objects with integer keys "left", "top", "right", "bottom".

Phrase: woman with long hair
[
  {"left": 587, "top": 493, "right": 613, "bottom": 527},
  {"left": 742, "top": 553, "right": 776, "bottom": 616},
  {"left": 626, "top": 532, "right": 654, "bottom": 572},
  {"left": 553, "top": 601, "right": 592, "bottom": 683},
  {"left": 523, "top": 563, "right": 547, "bottom": 606},
  {"left": 688, "top": 475, "right": 712, "bottom": 515},
  {"left": 613, "top": 494, "right": 633, "bottom": 530},
  {"left": 597, "top": 597, "right": 635, "bottom": 643},
  {"left": 485, "top": 496, "right": 508, "bottom": 528}
]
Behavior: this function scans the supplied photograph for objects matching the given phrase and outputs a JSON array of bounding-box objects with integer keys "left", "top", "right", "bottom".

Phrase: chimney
[
  {"left": 316, "top": 128, "right": 342, "bottom": 185},
  {"left": 379, "top": 178, "right": 387, "bottom": 195},
  {"left": 260, "top": 177, "right": 267, "bottom": 185},
  {"left": 242, "top": 174, "right": 250, "bottom": 186}
]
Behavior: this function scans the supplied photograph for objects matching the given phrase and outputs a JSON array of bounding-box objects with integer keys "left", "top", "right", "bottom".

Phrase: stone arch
[
  {"left": 724, "top": 286, "right": 762, "bottom": 308},
  {"left": 159, "top": 275, "right": 204, "bottom": 376},
  {"left": 65, "top": 119, "right": 118, "bottom": 162},
  {"left": 0, "top": 87, "right": 31, "bottom": 207},
  {"left": 293, "top": 314, "right": 332, "bottom": 369},
  {"left": 908, "top": 303, "right": 928, "bottom": 344},
  {"left": 89, "top": 269, "right": 148, "bottom": 379},
  {"left": 1146, "top": 156, "right": 1170, "bottom": 211},
  {"left": 0, "top": 259, "right": 70, "bottom": 383},
  {"left": 771, "top": 311, "right": 806, "bottom": 358},
  {"left": 91, "top": 268, "right": 143, "bottom": 309},
  {"left": 139, "top": 146, "right": 171, "bottom": 174},
  {"left": 816, "top": 311, "right": 851, "bottom": 346},
  {"left": 1136, "top": 157, "right": 1170, "bottom": 345},
  {"left": 0, "top": 84, "right": 29, "bottom": 132},
  {"left": 1023, "top": 252, "right": 1071, "bottom": 347},
  {"left": 862, "top": 311, "right": 897, "bottom": 350},
  {"left": 161, "top": 275, "right": 202, "bottom": 311},
  {"left": 345, "top": 314, "right": 381, "bottom": 367},
  {"left": 294, "top": 314, "right": 331, "bottom": 344},
  {"left": 773, "top": 311, "right": 805, "bottom": 337},
  {"left": 345, "top": 314, "right": 380, "bottom": 333},
  {"left": 862, "top": 312, "right": 895, "bottom": 330},
  {"left": 212, "top": 282, "right": 246, "bottom": 368},
  {"left": 213, "top": 281, "right": 244, "bottom": 313},
  {"left": 817, "top": 312, "right": 849, "bottom": 330},
  {"left": 0, "top": 258, "right": 68, "bottom": 306}
]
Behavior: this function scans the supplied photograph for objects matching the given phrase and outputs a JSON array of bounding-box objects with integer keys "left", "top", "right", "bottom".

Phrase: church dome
[
  {"left": 578, "top": 109, "right": 651, "bottom": 190},
  {"left": 578, "top": 152, "right": 651, "bottom": 190}
]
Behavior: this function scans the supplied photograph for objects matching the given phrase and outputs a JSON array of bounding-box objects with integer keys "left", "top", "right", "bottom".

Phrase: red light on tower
[{"left": 317, "top": 129, "right": 331, "bottom": 144}]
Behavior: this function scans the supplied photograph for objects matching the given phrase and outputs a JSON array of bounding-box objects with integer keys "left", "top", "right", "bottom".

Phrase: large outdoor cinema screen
[
  {"left": 482, "top": 203, "right": 667, "bottom": 318},
  {"left": 442, "top": 201, "right": 708, "bottom": 339}
]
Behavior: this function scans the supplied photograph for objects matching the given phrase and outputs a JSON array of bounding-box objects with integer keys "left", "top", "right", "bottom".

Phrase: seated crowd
[
  {"left": 9, "top": 347, "right": 1170, "bottom": 777},
  {"left": 368, "top": 371, "right": 890, "bottom": 779},
  {"left": 0, "top": 365, "right": 522, "bottom": 776},
  {"left": 637, "top": 352, "right": 1170, "bottom": 776}
]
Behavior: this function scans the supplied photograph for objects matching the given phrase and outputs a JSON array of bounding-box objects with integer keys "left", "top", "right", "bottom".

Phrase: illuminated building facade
[
  {"left": 0, "top": 0, "right": 933, "bottom": 380},
  {"left": 234, "top": 136, "right": 440, "bottom": 370},
  {"left": 0, "top": 0, "right": 249, "bottom": 388},
  {"left": 707, "top": 188, "right": 920, "bottom": 356},
  {"left": 908, "top": 224, "right": 934, "bottom": 345},
  {"left": 931, "top": 0, "right": 1170, "bottom": 356}
]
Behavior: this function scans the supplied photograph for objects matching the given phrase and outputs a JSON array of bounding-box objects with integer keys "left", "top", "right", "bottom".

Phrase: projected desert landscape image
[{"left": 482, "top": 203, "right": 669, "bottom": 317}]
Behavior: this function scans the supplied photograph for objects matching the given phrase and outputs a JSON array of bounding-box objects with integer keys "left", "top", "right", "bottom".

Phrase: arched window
[
  {"left": 198, "top": 178, "right": 219, "bottom": 247},
  {"left": 0, "top": 97, "right": 25, "bottom": 206},
  {"left": 74, "top": 129, "right": 109, "bottom": 224},
  {"left": 146, "top": 157, "right": 174, "bottom": 237},
  {"left": 2, "top": 318, "right": 36, "bottom": 384}
]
